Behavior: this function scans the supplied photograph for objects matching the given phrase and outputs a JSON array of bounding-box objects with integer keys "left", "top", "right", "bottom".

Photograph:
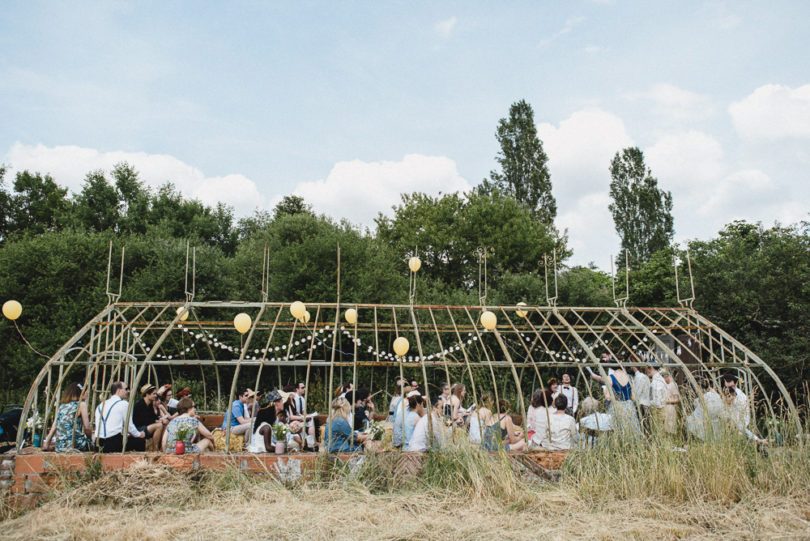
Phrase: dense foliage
[{"left": 0, "top": 100, "right": 807, "bottom": 396}]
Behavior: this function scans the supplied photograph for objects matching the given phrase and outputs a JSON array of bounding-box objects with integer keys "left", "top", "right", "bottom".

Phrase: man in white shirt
[
  {"left": 407, "top": 396, "right": 446, "bottom": 452},
  {"left": 722, "top": 373, "right": 750, "bottom": 428},
  {"left": 94, "top": 381, "right": 145, "bottom": 452},
  {"left": 631, "top": 366, "right": 652, "bottom": 432},
  {"left": 558, "top": 373, "right": 579, "bottom": 414},
  {"left": 647, "top": 365, "right": 667, "bottom": 430},
  {"left": 539, "top": 394, "right": 578, "bottom": 451}
]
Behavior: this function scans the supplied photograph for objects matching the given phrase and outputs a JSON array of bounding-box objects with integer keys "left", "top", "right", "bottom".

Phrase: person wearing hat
[
  {"left": 157, "top": 384, "right": 178, "bottom": 414},
  {"left": 133, "top": 383, "right": 169, "bottom": 450},
  {"left": 221, "top": 388, "right": 256, "bottom": 435},
  {"left": 248, "top": 390, "right": 286, "bottom": 453}
]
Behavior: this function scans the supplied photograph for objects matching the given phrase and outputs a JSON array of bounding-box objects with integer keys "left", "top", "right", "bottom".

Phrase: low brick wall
[{"left": 2, "top": 448, "right": 568, "bottom": 510}]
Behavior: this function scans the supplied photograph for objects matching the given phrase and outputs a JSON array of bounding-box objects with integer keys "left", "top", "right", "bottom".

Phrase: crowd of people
[{"left": 39, "top": 363, "right": 765, "bottom": 455}]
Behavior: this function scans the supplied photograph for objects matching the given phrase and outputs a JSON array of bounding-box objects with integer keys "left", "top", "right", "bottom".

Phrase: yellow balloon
[
  {"left": 2, "top": 300, "right": 22, "bottom": 321},
  {"left": 344, "top": 308, "right": 358, "bottom": 325},
  {"left": 176, "top": 306, "right": 189, "bottom": 322},
  {"left": 408, "top": 256, "right": 422, "bottom": 273},
  {"left": 516, "top": 302, "right": 527, "bottom": 318},
  {"left": 234, "top": 313, "right": 252, "bottom": 334},
  {"left": 302, "top": 310, "right": 311, "bottom": 324},
  {"left": 480, "top": 310, "right": 497, "bottom": 331},
  {"left": 393, "top": 336, "right": 410, "bottom": 357},
  {"left": 290, "top": 301, "right": 306, "bottom": 320}
]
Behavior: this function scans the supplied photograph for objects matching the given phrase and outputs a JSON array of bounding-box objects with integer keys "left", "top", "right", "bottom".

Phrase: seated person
[
  {"left": 42, "top": 382, "right": 93, "bottom": 452},
  {"left": 283, "top": 385, "right": 314, "bottom": 450},
  {"left": 221, "top": 388, "right": 256, "bottom": 435},
  {"left": 407, "top": 395, "right": 448, "bottom": 452},
  {"left": 346, "top": 389, "right": 375, "bottom": 431},
  {"left": 577, "top": 396, "right": 613, "bottom": 447},
  {"left": 325, "top": 396, "right": 366, "bottom": 453},
  {"left": 537, "top": 395, "right": 578, "bottom": 450},
  {"left": 248, "top": 391, "right": 285, "bottom": 453},
  {"left": 482, "top": 400, "right": 526, "bottom": 452},
  {"left": 469, "top": 393, "right": 495, "bottom": 445},
  {"left": 403, "top": 393, "right": 424, "bottom": 449},
  {"left": 133, "top": 384, "right": 169, "bottom": 450},
  {"left": 162, "top": 397, "right": 215, "bottom": 453},
  {"left": 527, "top": 389, "right": 555, "bottom": 448}
]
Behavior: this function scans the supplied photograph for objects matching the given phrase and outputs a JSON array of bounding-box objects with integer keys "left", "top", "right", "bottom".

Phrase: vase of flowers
[
  {"left": 364, "top": 421, "right": 385, "bottom": 452},
  {"left": 175, "top": 426, "right": 192, "bottom": 455},
  {"left": 272, "top": 423, "right": 289, "bottom": 454},
  {"left": 26, "top": 412, "right": 43, "bottom": 447}
]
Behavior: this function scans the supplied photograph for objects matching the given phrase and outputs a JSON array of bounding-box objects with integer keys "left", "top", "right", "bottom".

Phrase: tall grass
[{"left": 563, "top": 430, "right": 810, "bottom": 504}]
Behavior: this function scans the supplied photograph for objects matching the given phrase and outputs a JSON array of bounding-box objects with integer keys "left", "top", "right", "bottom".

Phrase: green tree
[
  {"left": 0, "top": 167, "right": 11, "bottom": 242},
  {"left": 609, "top": 147, "right": 674, "bottom": 267},
  {"left": 8, "top": 171, "right": 72, "bottom": 236},
  {"left": 73, "top": 170, "right": 121, "bottom": 232},
  {"left": 274, "top": 195, "right": 313, "bottom": 218},
  {"left": 376, "top": 189, "right": 565, "bottom": 294},
  {"left": 487, "top": 99, "right": 556, "bottom": 225},
  {"left": 112, "top": 162, "right": 151, "bottom": 235}
]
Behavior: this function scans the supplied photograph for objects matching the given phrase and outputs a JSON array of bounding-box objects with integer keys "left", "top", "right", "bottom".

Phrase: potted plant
[
  {"left": 272, "top": 423, "right": 289, "bottom": 454},
  {"left": 174, "top": 425, "right": 192, "bottom": 455}
]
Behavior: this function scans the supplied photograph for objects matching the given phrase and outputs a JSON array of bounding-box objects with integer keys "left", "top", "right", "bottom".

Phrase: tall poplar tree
[
  {"left": 488, "top": 100, "right": 556, "bottom": 225},
  {"left": 609, "top": 147, "right": 674, "bottom": 266}
]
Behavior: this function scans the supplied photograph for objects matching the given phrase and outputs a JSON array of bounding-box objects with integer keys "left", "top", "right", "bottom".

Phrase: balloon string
[{"left": 13, "top": 321, "right": 50, "bottom": 359}]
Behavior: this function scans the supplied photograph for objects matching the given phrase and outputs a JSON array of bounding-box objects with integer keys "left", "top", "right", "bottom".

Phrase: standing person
[
  {"left": 449, "top": 383, "right": 468, "bottom": 425},
  {"left": 722, "top": 373, "right": 750, "bottom": 428},
  {"left": 648, "top": 365, "right": 667, "bottom": 432},
  {"left": 93, "top": 382, "right": 146, "bottom": 452},
  {"left": 686, "top": 379, "right": 724, "bottom": 441},
  {"left": 631, "top": 365, "right": 652, "bottom": 433},
  {"left": 387, "top": 377, "right": 408, "bottom": 423},
  {"left": 221, "top": 388, "right": 256, "bottom": 435},
  {"left": 721, "top": 387, "right": 765, "bottom": 443},
  {"left": 588, "top": 359, "right": 641, "bottom": 435},
  {"left": 439, "top": 383, "right": 452, "bottom": 418},
  {"left": 558, "top": 373, "right": 579, "bottom": 415},
  {"left": 661, "top": 371, "right": 681, "bottom": 435},
  {"left": 547, "top": 378, "right": 559, "bottom": 397},
  {"left": 133, "top": 384, "right": 169, "bottom": 451},
  {"left": 43, "top": 383, "right": 92, "bottom": 452},
  {"left": 162, "top": 397, "right": 215, "bottom": 453}
]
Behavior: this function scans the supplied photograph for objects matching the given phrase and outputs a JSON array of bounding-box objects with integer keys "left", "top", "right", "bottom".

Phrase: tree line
[{"left": 0, "top": 100, "right": 806, "bottom": 394}]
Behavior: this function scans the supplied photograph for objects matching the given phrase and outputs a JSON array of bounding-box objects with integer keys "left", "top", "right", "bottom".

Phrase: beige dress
[{"left": 663, "top": 381, "right": 681, "bottom": 434}]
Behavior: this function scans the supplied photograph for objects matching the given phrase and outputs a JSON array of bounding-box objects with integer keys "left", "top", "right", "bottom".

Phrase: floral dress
[
  {"left": 165, "top": 416, "right": 201, "bottom": 453},
  {"left": 55, "top": 401, "right": 91, "bottom": 452}
]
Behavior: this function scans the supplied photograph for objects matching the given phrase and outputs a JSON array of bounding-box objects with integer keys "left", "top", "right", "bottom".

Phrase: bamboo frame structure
[{"left": 14, "top": 245, "right": 804, "bottom": 451}]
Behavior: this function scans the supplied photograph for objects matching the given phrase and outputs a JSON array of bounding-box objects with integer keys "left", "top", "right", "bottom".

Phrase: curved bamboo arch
[{"left": 15, "top": 300, "right": 802, "bottom": 450}]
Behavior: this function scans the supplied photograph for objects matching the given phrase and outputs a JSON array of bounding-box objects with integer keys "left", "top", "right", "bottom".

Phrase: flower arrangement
[
  {"left": 26, "top": 411, "right": 43, "bottom": 431},
  {"left": 272, "top": 422, "right": 289, "bottom": 442},
  {"left": 366, "top": 420, "right": 385, "bottom": 441}
]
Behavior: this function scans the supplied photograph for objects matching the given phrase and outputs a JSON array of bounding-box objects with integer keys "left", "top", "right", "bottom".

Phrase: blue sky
[{"left": 1, "top": 1, "right": 808, "bottom": 268}]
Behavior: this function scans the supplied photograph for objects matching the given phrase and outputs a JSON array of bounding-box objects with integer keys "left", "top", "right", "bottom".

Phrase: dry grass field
[{"left": 3, "top": 438, "right": 810, "bottom": 540}]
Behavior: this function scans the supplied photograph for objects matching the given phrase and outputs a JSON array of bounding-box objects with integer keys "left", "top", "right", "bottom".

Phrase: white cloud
[
  {"left": 646, "top": 131, "right": 725, "bottom": 190},
  {"left": 4, "top": 143, "right": 265, "bottom": 214},
  {"left": 434, "top": 16, "right": 458, "bottom": 39},
  {"left": 293, "top": 154, "right": 471, "bottom": 228},
  {"left": 729, "top": 84, "right": 810, "bottom": 140},
  {"left": 628, "top": 83, "right": 714, "bottom": 123},
  {"left": 293, "top": 154, "right": 471, "bottom": 227},
  {"left": 539, "top": 16, "right": 584, "bottom": 48},
  {"left": 537, "top": 109, "right": 633, "bottom": 266}
]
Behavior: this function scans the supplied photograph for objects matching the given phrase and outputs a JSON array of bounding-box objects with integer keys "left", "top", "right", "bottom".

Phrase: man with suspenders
[{"left": 94, "top": 381, "right": 145, "bottom": 452}]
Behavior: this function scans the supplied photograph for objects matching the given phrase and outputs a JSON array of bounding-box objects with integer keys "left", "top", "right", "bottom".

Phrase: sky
[{"left": 1, "top": 1, "right": 808, "bottom": 268}]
